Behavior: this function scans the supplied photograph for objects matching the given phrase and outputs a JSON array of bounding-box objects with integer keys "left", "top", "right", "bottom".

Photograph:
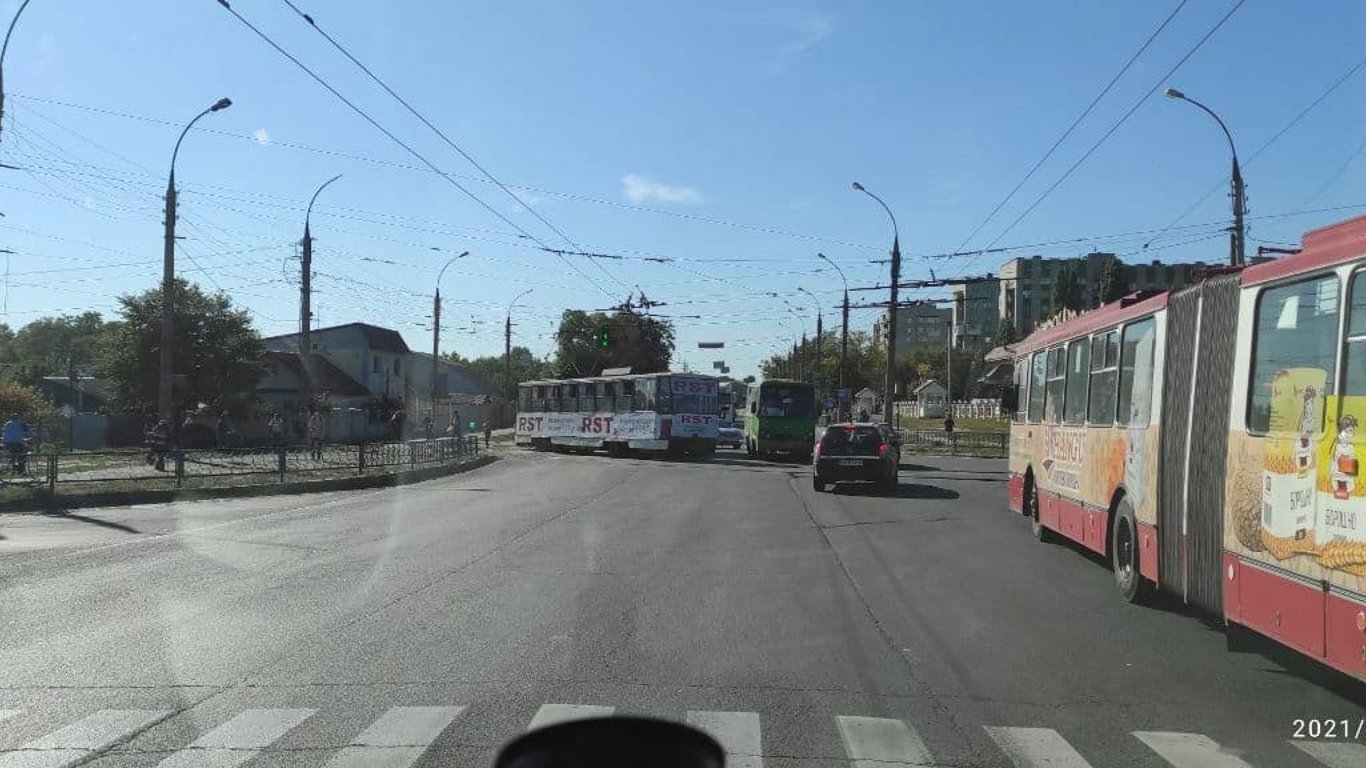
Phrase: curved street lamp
[
  {"left": 852, "top": 181, "right": 901, "bottom": 416},
  {"left": 797, "top": 286, "right": 824, "bottom": 389},
  {"left": 0, "top": 0, "right": 35, "bottom": 163},
  {"left": 158, "top": 97, "right": 232, "bottom": 421},
  {"left": 1165, "top": 87, "right": 1245, "bottom": 266},
  {"left": 505, "top": 288, "right": 533, "bottom": 400},
  {"left": 431, "top": 249, "right": 470, "bottom": 408},
  {"left": 298, "top": 174, "right": 342, "bottom": 405},
  {"left": 818, "top": 252, "right": 851, "bottom": 393}
]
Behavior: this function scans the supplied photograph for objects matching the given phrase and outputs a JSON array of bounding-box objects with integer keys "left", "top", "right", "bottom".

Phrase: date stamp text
[{"left": 1290, "top": 719, "right": 1366, "bottom": 740}]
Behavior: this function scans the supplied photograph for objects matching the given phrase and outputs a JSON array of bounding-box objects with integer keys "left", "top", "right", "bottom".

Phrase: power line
[
  {"left": 1145, "top": 46, "right": 1366, "bottom": 247},
  {"left": 951, "top": 0, "right": 1247, "bottom": 278},
  {"left": 212, "top": 0, "right": 615, "bottom": 298},
  {"left": 954, "top": 0, "right": 1188, "bottom": 252},
  {"left": 9, "top": 92, "right": 887, "bottom": 254}
]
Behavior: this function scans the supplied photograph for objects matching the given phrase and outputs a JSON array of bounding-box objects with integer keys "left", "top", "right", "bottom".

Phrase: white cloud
[
  {"left": 622, "top": 174, "right": 703, "bottom": 205},
  {"left": 252, "top": 128, "right": 271, "bottom": 146},
  {"left": 506, "top": 191, "right": 548, "bottom": 214},
  {"left": 768, "top": 12, "right": 834, "bottom": 74}
]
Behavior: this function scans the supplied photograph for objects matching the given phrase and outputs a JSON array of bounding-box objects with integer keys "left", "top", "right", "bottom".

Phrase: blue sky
[{"left": 2, "top": 0, "right": 1365, "bottom": 376}]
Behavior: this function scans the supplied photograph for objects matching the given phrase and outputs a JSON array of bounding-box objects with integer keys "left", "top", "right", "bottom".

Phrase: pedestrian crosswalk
[{"left": 0, "top": 703, "right": 1361, "bottom": 767}]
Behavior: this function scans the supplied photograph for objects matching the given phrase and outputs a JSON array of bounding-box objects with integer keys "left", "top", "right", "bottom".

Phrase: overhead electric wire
[
  {"left": 213, "top": 0, "right": 616, "bottom": 298},
  {"left": 951, "top": 0, "right": 1247, "bottom": 278},
  {"left": 1145, "top": 46, "right": 1366, "bottom": 247},
  {"left": 954, "top": 0, "right": 1188, "bottom": 253},
  {"left": 9, "top": 92, "right": 887, "bottom": 253}
]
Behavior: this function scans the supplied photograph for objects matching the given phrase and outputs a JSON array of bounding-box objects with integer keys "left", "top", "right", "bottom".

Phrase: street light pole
[
  {"left": 299, "top": 174, "right": 341, "bottom": 408},
  {"left": 818, "top": 253, "right": 850, "bottom": 396},
  {"left": 159, "top": 97, "right": 231, "bottom": 422},
  {"left": 1165, "top": 88, "right": 1245, "bottom": 267},
  {"left": 0, "top": 0, "right": 34, "bottom": 164},
  {"left": 431, "top": 250, "right": 469, "bottom": 411},
  {"left": 797, "top": 286, "right": 823, "bottom": 392},
  {"left": 505, "top": 288, "right": 533, "bottom": 402},
  {"left": 853, "top": 181, "right": 901, "bottom": 417}
]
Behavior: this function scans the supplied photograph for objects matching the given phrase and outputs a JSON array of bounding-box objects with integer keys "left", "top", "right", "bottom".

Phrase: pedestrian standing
[
  {"left": 424, "top": 414, "right": 434, "bottom": 441},
  {"left": 450, "top": 409, "right": 463, "bottom": 455},
  {"left": 268, "top": 412, "right": 284, "bottom": 447},
  {"left": 216, "top": 411, "right": 230, "bottom": 451},
  {"left": 484, "top": 422, "right": 492, "bottom": 449},
  {"left": 307, "top": 409, "right": 324, "bottom": 461}
]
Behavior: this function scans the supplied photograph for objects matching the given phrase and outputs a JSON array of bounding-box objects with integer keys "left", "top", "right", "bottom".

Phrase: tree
[
  {"left": 0, "top": 380, "right": 54, "bottom": 424},
  {"left": 6, "top": 312, "right": 118, "bottom": 386},
  {"left": 994, "top": 317, "right": 1018, "bottom": 347},
  {"left": 1052, "top": 265, "right": 1084, "bottom": 313},
  {"left": 444, "top": 345, "right": 555, "bottom": 396},
  {"left": 554, "top": 310, "right": 674, "bottom": 377},
  {"left": 100, "top": 279, "right": 265, "bottom": 414},
  {"left": 1097, "top": 258, "right": 1129, "bottom": 305}
]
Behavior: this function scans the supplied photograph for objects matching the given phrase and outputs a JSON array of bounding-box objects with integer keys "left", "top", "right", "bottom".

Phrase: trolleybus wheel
[
  {"left": 1026, "top": 476, "right": 1054, "bottom": 543},
  {"left": 1112, "top": 499, "right": 1147, "bottom": 604}
]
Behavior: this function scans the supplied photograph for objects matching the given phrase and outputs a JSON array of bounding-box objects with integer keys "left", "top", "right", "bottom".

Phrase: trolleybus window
[
  {"left": 1345, "top": 273, "right": 1366, "bottom": 401},
  {"left": 1116, "top": 317, "right": 1156, "bottom": 427},
  {"left": 1063, "top": 338, "right": 1089, "bottom": 425},
  {"left": 1028, "top": 351, "right": 1047, "bottom": 423},
  {"left": 1248, "top": 275, "right": 1340, "bottom": 434},
  {"left": 1087, "top": 329, "right": 1120, "bottom": 426},
  {"left": 1012, "top": 362, "right": 1029, "bottom": 422},
  {"left": 1044, "top": 347, "right": 1065, "bottom": 424}
]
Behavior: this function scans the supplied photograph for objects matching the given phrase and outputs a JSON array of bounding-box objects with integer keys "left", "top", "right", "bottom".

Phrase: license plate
[{"left": 838, "top": 459, "right": 863, "bottom": 467}]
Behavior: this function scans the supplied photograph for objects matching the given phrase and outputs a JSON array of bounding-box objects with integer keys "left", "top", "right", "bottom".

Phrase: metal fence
[
  {"left": 3, "top": 436, "right": 483, "bottom": 493},
  {"left": 895, "top": 429, "right": 1008, "bottom": 458}
]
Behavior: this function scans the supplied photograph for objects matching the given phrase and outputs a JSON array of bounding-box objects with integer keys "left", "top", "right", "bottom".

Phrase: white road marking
[
  {"left": 687, "top": 710, "right": 762, "bottom": 768},
  {"left": 156, "top": 708, "right": 315, "bottom": 768},
  {"left": 836, "top": 715, "right": 937, "bottom": 767},
  {"left": 1292, "top": 740, "right": 1366, "bottom": 768},
  {"left": 985, "top": 726, "right": 1092, "bottom": 767},
  {"left": 526, "top": 704, "right": 615, "bottom": 731},
  {"left": 0, "top": 709, "right": 169, "bottom": 768},
  {"left": 322, "top": 706, "right": 466, "bottom": 768},
  {"left": 1133, "top": 732, "right": 1255, "bottom": 767}
]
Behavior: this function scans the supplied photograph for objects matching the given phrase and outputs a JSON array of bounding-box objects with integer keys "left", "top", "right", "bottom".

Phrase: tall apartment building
[
  {"left": 873, "top": 301, "right": 952, "bottom": 358},
  {"left": 995, "top": 253, "right": 1208, "bottom": 336},
  {"left": 949, "top": 279, "right": 1001, "bottom": 349}
]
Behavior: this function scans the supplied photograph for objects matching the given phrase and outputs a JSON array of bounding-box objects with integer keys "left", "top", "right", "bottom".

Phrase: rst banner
[
  {"left": 670, "top": 377, "right": 718, "bottom": 395},
  {"left": 515, "top": 412, "right": 658, "bottom": 440}
]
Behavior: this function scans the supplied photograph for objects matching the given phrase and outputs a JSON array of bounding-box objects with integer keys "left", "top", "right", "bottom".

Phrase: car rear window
[{"left": 819, "top": 426, "right": 883, "bottom": 456}]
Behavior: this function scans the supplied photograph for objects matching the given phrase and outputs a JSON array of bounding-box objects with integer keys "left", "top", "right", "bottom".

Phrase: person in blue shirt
[{"left": 3, "top": 413, "right": 28, "bottom": 473}]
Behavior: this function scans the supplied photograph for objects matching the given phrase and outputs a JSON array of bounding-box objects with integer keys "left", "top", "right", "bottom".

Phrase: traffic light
[{"left": 599, "top": 330, "right": 611, "bottom": 348}]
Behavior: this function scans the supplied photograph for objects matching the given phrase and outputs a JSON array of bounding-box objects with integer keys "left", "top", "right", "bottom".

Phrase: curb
[{"left": 0, "top": 455, "right": 498, "bottom": 513}]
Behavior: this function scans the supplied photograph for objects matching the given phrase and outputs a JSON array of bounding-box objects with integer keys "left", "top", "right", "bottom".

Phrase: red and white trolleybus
[
  {"left": 515, "top": 372, "right": 719, "bottom": 457},
  {"left": 1006, "top": 214, "right": 1366, "bottom": 682}
]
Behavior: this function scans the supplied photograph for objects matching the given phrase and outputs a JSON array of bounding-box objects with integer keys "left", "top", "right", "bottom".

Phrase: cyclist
[{"left": 3, "top": 413, "right": 27, "bottom": 473}]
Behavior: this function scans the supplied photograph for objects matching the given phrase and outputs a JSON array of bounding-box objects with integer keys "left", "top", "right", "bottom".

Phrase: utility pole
[
  {"left": 945, "top": 321, "right": 953, "bottom": 420},
  {"left": 1164, "top": 88, "right": 1246, "bottom": 267},
  {"left": 432, "top": 250, "right": 469, "bottom": 413},
  {"left": 159, "top": 98, "right": 231, "bottom": 422},
  {"left": 431, "top": 288, "right": 441, "bottom": 410},
  {"left": 814, "top": 309, "right": 823, "bottom": 392},
  {"left": 852, "top": 182, "right": 900, "bottom": 417},
  {"left": 300, "top": 175, "right": 341, "bottom": 409},
  {"left": 840, "top": 292, "right": 849, "bottom": 393},
  {"left": 505, "top": 289, "right": 532, "bottom": 402}
]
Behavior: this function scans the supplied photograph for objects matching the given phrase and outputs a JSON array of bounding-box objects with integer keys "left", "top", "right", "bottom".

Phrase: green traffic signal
[{"left": 599, "top": 330, "right": 610, "bottom": 348}]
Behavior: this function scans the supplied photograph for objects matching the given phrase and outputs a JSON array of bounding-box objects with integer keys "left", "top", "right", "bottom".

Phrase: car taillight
[{"left": 878, "top": 442, "right": 888, "bottom": 458}]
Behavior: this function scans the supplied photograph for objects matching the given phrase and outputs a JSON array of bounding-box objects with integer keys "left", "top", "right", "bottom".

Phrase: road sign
[
  {"left": 697, "top": 342, "right": 724, "bottom": 349},
  {"left": 837, "top": 388, "right": 851, "bottom": 401}
]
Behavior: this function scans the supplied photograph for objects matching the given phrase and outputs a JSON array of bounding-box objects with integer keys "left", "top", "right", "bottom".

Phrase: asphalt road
[{"left": 1, "top": 447, "right": 1364, "bottom": 767}]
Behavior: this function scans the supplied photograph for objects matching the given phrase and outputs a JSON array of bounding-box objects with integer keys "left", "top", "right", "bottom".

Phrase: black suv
[{"left": 812, "top": 423, "right": 898, "bottom": 492}]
